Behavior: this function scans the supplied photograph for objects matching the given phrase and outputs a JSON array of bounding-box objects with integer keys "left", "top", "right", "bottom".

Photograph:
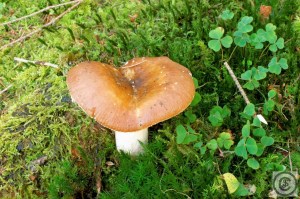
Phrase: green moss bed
[{"left": 0, "top": 0, "right": 299, "bottom": 198}]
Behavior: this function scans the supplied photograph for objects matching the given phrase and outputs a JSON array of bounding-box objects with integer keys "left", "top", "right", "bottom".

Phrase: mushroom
[{"left": 66, "top": 56, "right": 195, "bottom": 155}]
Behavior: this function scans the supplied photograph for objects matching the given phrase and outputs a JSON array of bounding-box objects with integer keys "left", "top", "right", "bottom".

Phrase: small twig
[
  {"left": 0, "top": 0, "right": 82, "bottom": 51},
  {"left": 0, "top": 84, "right": 13, "bottom": 95},
  {"left": 14, "top": 57, "right": 59, "bottom": 68},
  {"left": 223, "top": 62, "right": 250, "bottom": 104},
  {"left": 287, "top": 139, "right": 293, "bottom": 172},
  {"left": 0, "top": 1, "right": 80, "bottom": 26}
]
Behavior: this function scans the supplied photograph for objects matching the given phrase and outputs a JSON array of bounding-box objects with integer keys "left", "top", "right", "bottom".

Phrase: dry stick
[
  {"left": 0, "top": 1, "right": 80, "bottom": 26},
  {"left": 0, "top": 84, "right": 13, "bottom": 95},
  {"left": 0, "top": 0, "right": 82, "bottom": 51},
  {"left": 14, "top": 57, "right": 59, "bottom": 68},
  {"left": 223, "top": 62, "right": 250, "bottom": 105}
]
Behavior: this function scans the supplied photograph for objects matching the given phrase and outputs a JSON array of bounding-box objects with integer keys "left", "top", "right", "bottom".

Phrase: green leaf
[
  {"left": 253, "top": 66, "right": 268, "bottom": 80},
  {"left": 184, "top": 110, "right": 197, "bottom": 123},
  {"left": 265, "top": 99, "right": 275, "bottom": 111},
  {"left": 252, "top": 117, "right": 261, "bottom": 127},
  {"left": 276, "top": 37, "right": 284, "bottom": 49},
  {"left": 206, "top": 139, "right": 218, "bottom": 151},
  {"left": 243, "top": 80, "right": 259, "bottom": 90},
  {"left": 221, "top": 105, "right": 231, "bottom": 118},
  {"left": 193, "top": 77, "right": 199, "bottom": 88},
  {"left": 221, "top": 36, "right": 233, "bottom": 48},
  {"left": 208, "top": 111, "right": 223, "bottom": 127},
  {"left": 253, "top": 128, "right": 266, "bottom": 137},
  {"left": 208, "top": 40, "right": 221, "bottom": 52},
  {"left": 240, "top": 16, "right": 253, "bottom": 24},
  {"left": 182, "top": 134, "right": 198, "bottom": 144},
  {"left": 246, "top": 137, "right": 258, "bottom": 155},
  {"left": 242, "top": 121, "right": 251, "bottom": 137},
  {"left": 220, "top": 9, "right": 234, "bottom": 20},
  {"left": 234, "top": 183, "right": 249, "bottom": 196},
  {"left": 261, "top": 136, "right": 274, "bottom": 147},
  {"left": 256, "top": 143, "right": 265, "bottom": 156},
  {"left": 224, "top": 140, "right": 234, "bottom": 149},
  {"left": 235, "top": 139, "right": 248, "bottom": 159},
  {"left": 176, "top": 125, "right": 187, "bottom": 144},
  {"left": 268, "top": 57, "right": 281, "bottom": 75},
  {"left": 190, "top": 92, "right": 201, "bottom": 106},
  {"left": 244, "top": 103, "right": 255, "bottom": 116},
  {"left": 266, "top": 23, "right": 276, "bottom": 31},
  {"left": 209, "top": 27, "right": 224, "bottom": 39},
  {"left": 247, "top": 158, "right": 260, "bottom": 169},
  {"left": 217, "top": 132, "right": 234, "bottom": 149},
  {"left": 223, "top": 173, "right": 240, "bottom": 194},
  {"left": 278, "top": 58, "right": 288, "bottom": 69},
  {"left": 241, "top": 70, "right": 252, "bottom": 80},
  {"left": 268, "top": 90, "right": 277, "bottom": 99},
  {"left": 269, "top": 44, "right": 278, "bottom": 52},
  {"left": 234, "top": 32, "right": 249, "bottom": 47},
  {"left": 194, "top": 141, "right": 203, "bottom": 149}
]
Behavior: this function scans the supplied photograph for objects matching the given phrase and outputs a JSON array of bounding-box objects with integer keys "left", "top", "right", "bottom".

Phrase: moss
[{"left": 0, "top": 0, "right": 299, "bottom": 198}]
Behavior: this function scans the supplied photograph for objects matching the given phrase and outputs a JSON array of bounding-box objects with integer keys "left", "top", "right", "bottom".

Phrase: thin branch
[
  {"left": 14, "top": 57, "right": 59, "bottom": 68},
  {"left": 0, "top": 1, "right": 80, "bottom": 26},
  {"left": 0, "top": 0, "right": 82, "bottom": 51},
  {"left": 223, "top": 62, "right": 250, "bottom": 104},
  {"left": 287, "top": 139, "right": 293, "bottom": 172},
  {"left": 0, "top": 84, "right": 13, "bottom": 95}
]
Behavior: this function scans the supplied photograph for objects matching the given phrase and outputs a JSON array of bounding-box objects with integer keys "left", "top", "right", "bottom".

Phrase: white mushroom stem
[{"left": 115, "top": 128, "right": 148, "bottom": 156}]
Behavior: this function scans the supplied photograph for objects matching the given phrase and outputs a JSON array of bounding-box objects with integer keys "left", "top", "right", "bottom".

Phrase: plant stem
[
  {"left": 0, "top": 0, "right": 82, "bottom": 51},
  {"left": 14, "top": 57, "right": 59, "bottom": 68},
  {"left": 0, "top": 1, "right": 80, "bottom": 26},
  {"left": 227, "top": 46, "right": 237, "bottom": 63},
  {"left": 259, "top": 44, "right": 270, "bottom": 59},
  {"left": 223, "top": 62, "right": 250, "bottom": 105}
]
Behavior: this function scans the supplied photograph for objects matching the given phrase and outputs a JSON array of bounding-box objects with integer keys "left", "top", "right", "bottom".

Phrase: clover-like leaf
[
  {"left": 241, "top": 70, "right": 252, "bottom": 80},
  {"left": 278, "top": 58, "right": 288, "bottom": 69},
  {"left": 243, "top": 80, "right": 259, "bottom": 90},
  {"left": 237, "top": 16, "right": 253, "bottom": 33},
  {"left": 208, "top": 40, "right": 221, "bottom": 52},
  {"left": 242, "top": 121, "right": 251, "bottom": 137},
  {"left": 208, "top": 27, "right": 233, "bottom": 52},
  {"left": 269, "top": 57, "right": 288, "bottom": 73},
  {"left": 252, "top": 117, "right": 261, "bottom": 127},
  {"left": 256, "top": 143, "right": 265, "bottom": 156},
  {"left": 176, "top": 124, "right": 187, "bottom": 144},
  {"left": 221, "top": 35, "right": 233, "bottom": 48},
  {"left": 206, "top": 139, "right": 218, "bottom": 151},
  {"left": 190, "top": 92, "right": 201, "bottom": 106},
  {"left": 268, "top": 90, "right": 277, "bottom": 99},
  {"left": 249, "top": 33, "right": 264, "bottom": 49},
  {"left": 209, "top": 27, "right": 224, "bottom": 39},
  {"left": 265, "top": 23, "right": 276, "bottom": 32},
  {"left": 261, "top": 136, "right": 274, "bottom": 147},
  {"left": 253, "top": 66, "right": 268, "bottom": 80},
  {"left": 184, "top": 110, "right": 197, "bottom": 123},
  {"left": 244, "top": 103, "right": 255, "bottom": 116},
  {"left": 235, "top": 139, "right": 248, "bottom": 159},
  {"left": 253, "top": 128, "right": 266, "bottom": 137},
  {"left": 234, "top": 30, "right": 250, "bottom": 47},
  {"left": 269, "top": 37, "right": 285, "bottom": 52},
  {"left": 247, "top": 158, "right": 260, "bottom": 169},
  {"left": 217, "top": 132, "right": 234, "bottom": 149},
  {"left": 208, "top": 106, "right": 231, "bottom": 127},
  {"left": 220, "top": 9, "right": 234, "bottom": 20},
  {"left": 246, "top": 137, "right": 258, "bottom": 155}
]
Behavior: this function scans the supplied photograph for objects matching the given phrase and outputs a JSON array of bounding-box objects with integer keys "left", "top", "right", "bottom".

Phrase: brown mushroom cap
[{"left": 66, "top": 56, "right": 195, "bottom": 132}]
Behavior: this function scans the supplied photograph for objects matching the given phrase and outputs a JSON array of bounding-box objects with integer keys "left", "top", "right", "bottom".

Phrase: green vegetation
[{"left": 0, "top": 0, "right": 299, "bottom": 198}]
